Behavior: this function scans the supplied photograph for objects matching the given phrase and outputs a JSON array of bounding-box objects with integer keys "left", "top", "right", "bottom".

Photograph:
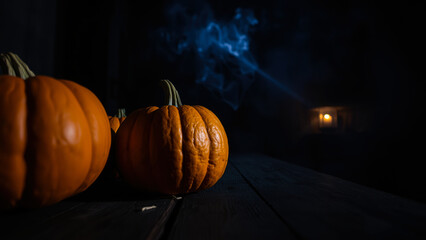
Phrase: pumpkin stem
[
  {"left": 0, "top": 52, "right": 35, "bottom": 79},
  {"left": 115, "top": 108, "right": 126, "bottom": 118},
  {"left": 160, "top": 79, "right": 183, "bottom": 107}
]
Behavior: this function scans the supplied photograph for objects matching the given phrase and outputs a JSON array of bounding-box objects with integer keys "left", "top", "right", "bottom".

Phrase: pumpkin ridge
[
  {"left": 192, "top": 105, "right": 213, "bottom": 190},
  {"left": 22, "top": 77, "right": 55, "bottom": 206},
  {"left": 48, "top": 77, "right": 92, "bottom": 201},
  {"left": 148, "top": 109, "right": 157, "bottom": 192},
  {"left": 22, "top": 76, "right": 92, "bottom": 207},
  {"left": 178, "top": 106, "right": 195, "bottom": 192},
  {"left": 133, "top": 109, "right": 154, "bottom": 190},
  {"left": 170, "top": 105, "right": 184, "bottom": 193},
  {"left": 0, "top": 76, "right": 27, "bottom": 209},
  {"left": 193, "top": 105, "right": 229, "bottom": 190},
  {"left": 143, "top": 106, "right": 160, "bottom": 192},
  {"left": 180, "top": 105, "right": 211, "bottom": 193},
  {"left": 56, "top": 80, "right": 95, "bottom": 193},
  {"left": 19, "top": 77, "right": 30, "bottom": 207},
  {"left": 179, "top": 105, "right": 208, "bottom": 193},
  {"left": 125, "top": 109, "right": 143, "bottom": 189},
  {"left": 165, "top": 105, "right": 184, "bottom": 194},
  {"left": 177, "top": 106, "right": 187, "bottom": 193},
  {"left": 142, "top": 108, "right": 156, "bottom": 192}
]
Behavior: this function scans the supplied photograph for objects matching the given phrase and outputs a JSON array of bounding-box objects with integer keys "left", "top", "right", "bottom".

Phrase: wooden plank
[
  {"left": 0, "top": 181, "right": 176, "bottom": 240},
  {"left": 166, "top": 164, "right": 298, "bottom": 240},
  {"left": 231, "top": 153, "right": 426, "bottom": 240},
  {"left": 21, "top": 200, "right": 173, "bottom": 240},
  {"left": 0, "top": 200, "right": 84, "bottom": 238}
]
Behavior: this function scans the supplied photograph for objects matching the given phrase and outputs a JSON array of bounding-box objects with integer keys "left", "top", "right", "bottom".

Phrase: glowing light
[{"left": 319, "top": 111, "right": 334, "bottom": 128}]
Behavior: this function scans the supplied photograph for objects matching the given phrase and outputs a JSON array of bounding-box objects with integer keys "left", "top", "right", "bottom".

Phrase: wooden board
[
  {"left": 231, "top": 153, "right": 426, "bottom": 240},
  {"left": 1, "top": 153, "right": 426, "bottom": 240},
  {"left": 0, "top": 181, "right": 176, "bottom": 240},
  {"left": 0, "top": 200, "right": 83, "bottom": 238},
  {"left": 166, "top": 164, "right": 298, "bottom": 240}
]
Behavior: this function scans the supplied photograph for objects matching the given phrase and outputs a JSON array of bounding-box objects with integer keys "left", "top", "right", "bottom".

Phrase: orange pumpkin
[
  {"left": 0, "top": 52, "right": 111, "bottom": 209},
  {"left": 116, "top": 80, "right": 229, "bottom": 195},
  {"left": 108, "top": 108, "right": 126, "bottom": 133},
  {"left": 101, "top": 109, "right": 127, "bottom": 181}
]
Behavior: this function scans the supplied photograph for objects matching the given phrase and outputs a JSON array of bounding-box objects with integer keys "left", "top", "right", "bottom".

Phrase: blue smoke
[
  {"left": 157, "top": 4, "right": 306, "bottom": 109},
  {"left": 194, "top": 8, "right": 259, "bottom": 109}
]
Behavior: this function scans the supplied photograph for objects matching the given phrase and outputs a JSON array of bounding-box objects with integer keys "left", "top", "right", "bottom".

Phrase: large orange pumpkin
[
  {"left": 116, "top": 80, "right": 229, "bottom": 195},
  {"left": 0, "top": 52, "right": 111, "bottom": 209}
]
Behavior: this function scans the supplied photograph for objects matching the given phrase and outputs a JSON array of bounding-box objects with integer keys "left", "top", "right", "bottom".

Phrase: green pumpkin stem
[
  {"left": 160, "top": 79, "right": 183, "bottom": 107},
  {"left": 0, "top": 52, "right": 35, "bottom": 79},
  {"left": 0, "top": 53, "right": 16, "bottom": 76},
  {"left": 115, "top": 108, "right": 126, "bottom": 118}
]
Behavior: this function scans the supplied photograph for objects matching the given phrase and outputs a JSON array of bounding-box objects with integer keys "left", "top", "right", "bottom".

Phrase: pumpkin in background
[
  {"left": 115, "top": 80, "right": 229, "bottom": 195},
  {"left": 108, "top": 108, "right": 126, "bottom": 133},
  {"left": 101, "top": 108, "right": 127, "bottom": 181},
  {"left": 0, "top": 52, "right": 111, "bottom": 209}
]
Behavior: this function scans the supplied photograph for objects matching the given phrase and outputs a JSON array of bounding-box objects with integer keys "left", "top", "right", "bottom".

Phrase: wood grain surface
[{"left": 1, "top": 153, "right": 425, "bottom": 240}]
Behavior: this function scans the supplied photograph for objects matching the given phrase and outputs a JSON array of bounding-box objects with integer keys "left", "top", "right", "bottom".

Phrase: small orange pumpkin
[
  {"left": 101, "top": 109, "right": 127, "bottom": 181},
  {"left": 116, "top": 80, "right": 229, "bottom": 195},
  {"left": 109, "top": 108, "right": 126, "bottom": 133},
  {"left": 0, "top": 53, "right": 111, "bottom": 209}
]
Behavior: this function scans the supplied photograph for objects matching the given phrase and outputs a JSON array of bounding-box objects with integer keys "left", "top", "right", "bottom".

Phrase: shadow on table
[{"left": 66, "top": 178, "right": 174, "bottom": 203}]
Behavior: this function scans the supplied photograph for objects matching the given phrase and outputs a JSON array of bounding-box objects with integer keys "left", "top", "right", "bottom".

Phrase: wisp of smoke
[{"left": 157, "top": 4, "right": 306, "bottom": 109}]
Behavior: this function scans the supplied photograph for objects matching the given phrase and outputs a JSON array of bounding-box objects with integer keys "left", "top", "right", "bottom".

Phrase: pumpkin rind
[
  {"left": 0, "top": 53, "right": 111, "bottom": 209},
  {"left": 116, "top": 81, "right": 228, "bottom": 195},
  {"left": 109, "top": 117, "right": 121, "bottom": 133},
  {"left": 60, "top": 80, "right": 111, "bottom": 193},
  {"left": 109, "top": 109, "right": 126, "bottom": 133},
  {"left": 0, "top": 76, "right": 27, "bottom": 209},
  {"left": 21, "top": 76, "right": 93, "bottom": 207},
  {"left": 192, "top": 105, "right": 229, "bottom": 190}
]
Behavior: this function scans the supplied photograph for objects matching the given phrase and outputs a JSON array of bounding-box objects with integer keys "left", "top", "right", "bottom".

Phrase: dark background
[{"left": 1, "top": 0, "right": 425, "bottom": 202}]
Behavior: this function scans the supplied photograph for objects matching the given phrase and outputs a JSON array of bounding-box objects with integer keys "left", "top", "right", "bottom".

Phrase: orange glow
[
  {"left": 319, "top": 113, "right": 333, "bottom": 127},
  {"left": 311, "top": 106, "right": 339, "bottom": 129}
]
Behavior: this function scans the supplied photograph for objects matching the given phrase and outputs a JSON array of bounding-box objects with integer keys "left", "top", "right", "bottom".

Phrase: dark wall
[
  {"left": 0, "top": 0, "right": 56, "bottom": 75},
  {"left": 1, "top": 0, "right": 425, "bottom": 202}
]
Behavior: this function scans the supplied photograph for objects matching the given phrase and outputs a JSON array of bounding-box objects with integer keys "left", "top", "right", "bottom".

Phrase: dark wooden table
[{"left": 1, "top": 153, "right": 426, "bottom": 240}]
